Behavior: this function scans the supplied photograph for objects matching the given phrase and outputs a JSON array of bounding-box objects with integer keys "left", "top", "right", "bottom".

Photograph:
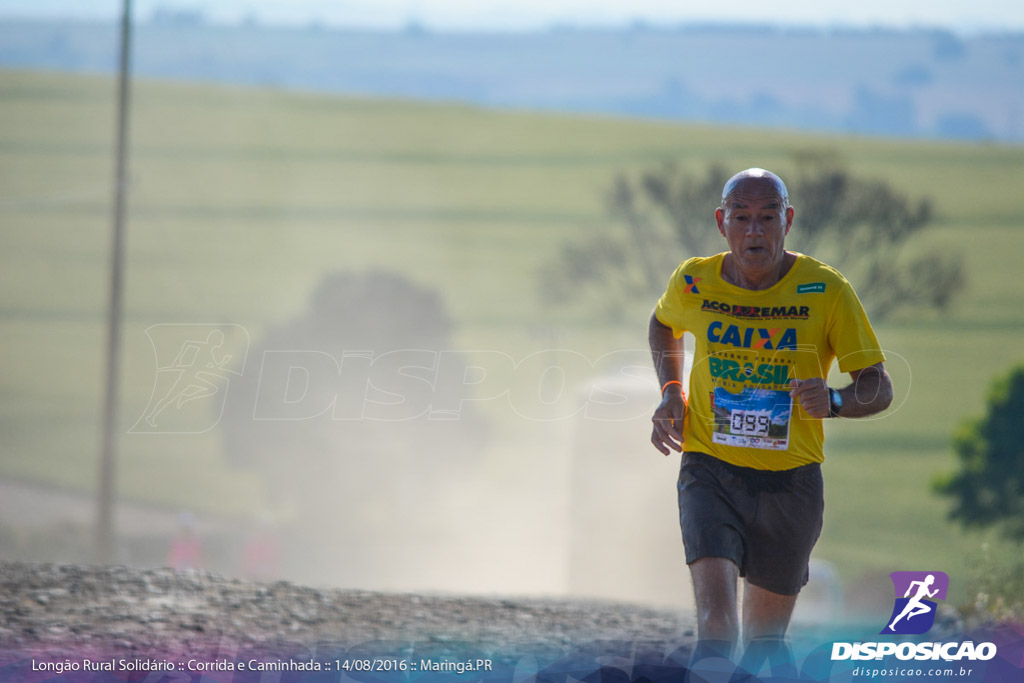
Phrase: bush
[{"left": 934, "top": 365, "right": 1024, "bottom": 540}]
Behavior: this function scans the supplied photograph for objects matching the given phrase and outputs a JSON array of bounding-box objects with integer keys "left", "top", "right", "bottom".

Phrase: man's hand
[
  {"left": 789, "top": 363, "right": 893, "bottom": 420},
  {"left": 651, "top": 388, "right": 686, "bottom": 455},
  {"left": 649, "top": 310, "right": 687, "bottom": 455},
  {"left": 789, "top": 377, "right": 830, "bottom": 419}
]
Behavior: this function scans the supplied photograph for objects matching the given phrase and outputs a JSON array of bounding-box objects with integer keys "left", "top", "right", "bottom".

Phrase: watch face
[{"left": 829, "top": 388, "right": 843, "bottom": 417}]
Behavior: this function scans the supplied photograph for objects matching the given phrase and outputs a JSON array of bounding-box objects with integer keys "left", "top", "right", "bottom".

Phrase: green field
[{"left": 1, "top": 68, "right": 1022, "bottom": 605}]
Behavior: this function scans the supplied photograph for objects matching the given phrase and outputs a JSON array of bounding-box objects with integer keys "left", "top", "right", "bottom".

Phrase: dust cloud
[
  {"left": 208, "top": 270, "right": 693, "bottom": 609},
  {"left": 1, "top": 269, "right": 694, "bottom": 613}
]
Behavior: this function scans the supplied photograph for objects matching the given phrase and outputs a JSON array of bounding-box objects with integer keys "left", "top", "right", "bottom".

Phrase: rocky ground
[
  {"left": 4, "top": 563, "right": 1021, "bottom": 683},
  {"left": 0, "top": 562, "right": 696, "bottom": 666}
]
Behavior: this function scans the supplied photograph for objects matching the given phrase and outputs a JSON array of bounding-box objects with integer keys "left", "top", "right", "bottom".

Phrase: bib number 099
[{"left": 730, "top": 410, "right": 770, "bottom": 436}]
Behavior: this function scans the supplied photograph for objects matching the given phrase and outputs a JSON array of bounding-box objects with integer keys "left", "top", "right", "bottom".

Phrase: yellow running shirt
[{"left": 655, "top": 252, "right": 885, "bottom": 470}]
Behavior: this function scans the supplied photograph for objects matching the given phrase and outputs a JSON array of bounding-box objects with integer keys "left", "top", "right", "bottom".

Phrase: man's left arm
[{"left": 790, "top": 362, "right": 893, "bottom": 419}]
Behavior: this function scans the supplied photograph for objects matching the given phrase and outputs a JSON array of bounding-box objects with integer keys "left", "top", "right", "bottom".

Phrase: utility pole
[{"left": 97, "top": 0, "right": 133, "bottom": 564}]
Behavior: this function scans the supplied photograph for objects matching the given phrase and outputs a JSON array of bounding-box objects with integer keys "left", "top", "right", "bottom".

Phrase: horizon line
[{"left": 0, "top": 11, "right": 1022, "bottom": 38}]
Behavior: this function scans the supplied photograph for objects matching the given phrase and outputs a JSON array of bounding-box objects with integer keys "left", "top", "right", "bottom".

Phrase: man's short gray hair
[{"left": 721, "top": 168, "right": 790, "bottom": 207}]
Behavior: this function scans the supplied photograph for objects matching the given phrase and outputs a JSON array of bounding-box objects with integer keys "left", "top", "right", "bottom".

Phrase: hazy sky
[{"left": 1, "top": 0, "right": 1021, "bottom": 34}]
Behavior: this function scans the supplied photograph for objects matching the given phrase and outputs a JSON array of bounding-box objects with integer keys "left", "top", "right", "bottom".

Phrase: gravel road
[
  {"left": 0, "top": 562, "right": 696, "bottom": 673},
  {"left": 5, "top": 563, "right": 1020, "bottom": 683}
]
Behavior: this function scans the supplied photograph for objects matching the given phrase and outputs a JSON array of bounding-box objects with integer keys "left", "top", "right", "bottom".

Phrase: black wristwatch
[{"left": 828, "top": 387, "right": 844, "bottom": 418}]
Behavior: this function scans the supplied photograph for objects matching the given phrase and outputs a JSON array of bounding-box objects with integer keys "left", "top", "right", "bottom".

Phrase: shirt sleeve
[
  {"left": 654, "top": 260, "right": 693, "bottom": 338},
  {"left": 828, "top": 280, "right": 886, "bottom": 373}
]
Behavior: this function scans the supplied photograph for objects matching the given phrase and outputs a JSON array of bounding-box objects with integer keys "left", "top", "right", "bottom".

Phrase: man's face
[{"left": 715, "top": 177, "right": 794, "bottom": 272}]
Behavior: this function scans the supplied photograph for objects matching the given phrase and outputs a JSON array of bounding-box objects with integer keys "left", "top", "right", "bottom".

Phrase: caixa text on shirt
[{"left": 707, "top": 321, "right": 798, "bottom": 350}]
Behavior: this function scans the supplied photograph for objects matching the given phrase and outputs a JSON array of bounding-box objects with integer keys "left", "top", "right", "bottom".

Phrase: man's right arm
[{"left": 649, "top": 310, "right": 687, "bottom": 456}]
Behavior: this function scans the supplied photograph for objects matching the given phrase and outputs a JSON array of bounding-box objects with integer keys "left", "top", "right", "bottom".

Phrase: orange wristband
[{"left": 661, "top": 380, "right": 683, "bottom": 395}]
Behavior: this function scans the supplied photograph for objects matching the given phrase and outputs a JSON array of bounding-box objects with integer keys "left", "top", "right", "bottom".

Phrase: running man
[
  {"left": 889, "top": 574, "right": 940, "bottom": 631},
  {"left": 648, "top": 168, "right": 894, "bottom": 664}
]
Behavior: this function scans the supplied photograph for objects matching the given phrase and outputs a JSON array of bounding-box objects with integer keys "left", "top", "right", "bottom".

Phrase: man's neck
[{"left": 722, "top": 252, "right": 795, "bottom": 290}]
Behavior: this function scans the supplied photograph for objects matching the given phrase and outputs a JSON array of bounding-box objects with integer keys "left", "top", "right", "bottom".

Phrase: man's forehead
[{"left": 723, "top": 179, "right": 787, "bottom": 208}]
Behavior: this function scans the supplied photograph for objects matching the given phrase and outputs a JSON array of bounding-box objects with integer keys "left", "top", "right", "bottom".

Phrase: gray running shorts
[{"left": 677, "top": 451, "right": 824, "bottom": 596}]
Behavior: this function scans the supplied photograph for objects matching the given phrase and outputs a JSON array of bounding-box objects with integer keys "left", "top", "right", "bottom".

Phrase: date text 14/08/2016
[{"left": 340, "top": 659, "right": 494, "bottom": 674}]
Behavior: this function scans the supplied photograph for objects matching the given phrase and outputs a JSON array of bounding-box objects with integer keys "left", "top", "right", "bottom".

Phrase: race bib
[{"left": 711, "top": 387, "right": 792, "bottom": 450}]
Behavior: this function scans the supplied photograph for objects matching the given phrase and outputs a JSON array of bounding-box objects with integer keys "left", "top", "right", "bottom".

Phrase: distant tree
[
  {"left": 222, "top": 269, "right": 489, "bottom": 480},
  {"left": 219, "top": 270, "right": 489, "bottom": 584},
  {"left": 540, "top": 153, "right": 965, "bottom": 320},
  {"left": 934, "top": 365, "right": 1024, "bottom": 540}
]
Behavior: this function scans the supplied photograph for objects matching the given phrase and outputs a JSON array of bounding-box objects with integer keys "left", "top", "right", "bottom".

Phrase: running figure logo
[
  {"left": 131, "top": 324, "right": 249, "bottom": 434},
  {"left": 881, "top": 571, "right": 950, "bottom": 635}
]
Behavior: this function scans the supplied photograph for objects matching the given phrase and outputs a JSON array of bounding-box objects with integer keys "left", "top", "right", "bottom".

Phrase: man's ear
[
  {"left": 715, "top": 207, "right": 726, "bottom": 236},
  {"left": 784, "top": 206, "right": 795, "bottom": 234}
]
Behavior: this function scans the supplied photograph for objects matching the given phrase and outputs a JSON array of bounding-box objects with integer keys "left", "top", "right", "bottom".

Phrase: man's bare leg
[
  {"left": 689, "top": 557, "right": 740, "bottom": 658},
  {"left": 738, "top": 581, "right": 799, "bottom": 677},
  {"left": 741, "top": 581, "right": 798, "bottom": 643}
]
